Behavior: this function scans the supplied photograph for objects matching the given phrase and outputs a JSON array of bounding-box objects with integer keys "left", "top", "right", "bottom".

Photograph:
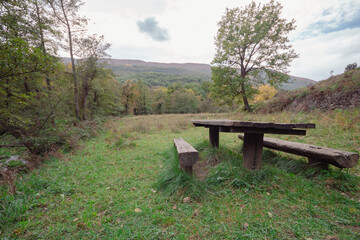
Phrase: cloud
[
  {"left": 290, "top": 27, "right": 360, "bottom": 80},
  {"left": 299, "top": 1, "right": 360, "bottom": 38},
  {"left": 137, "top": 17, "right": 170, "bottom": 41}
]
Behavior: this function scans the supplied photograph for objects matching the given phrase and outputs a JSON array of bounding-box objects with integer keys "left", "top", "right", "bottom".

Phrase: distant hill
[
  {"left": 281, "top": 75, "right": 316, "bottom": 90},
  {"left": 62, "top": 57, "right": 315, "bottom": 89},
  {"left": 258, "top": 68, "right": 360, "bottom": 113},
  {"left": 104, "top": 59, "right": 212, "bottom": 87}
]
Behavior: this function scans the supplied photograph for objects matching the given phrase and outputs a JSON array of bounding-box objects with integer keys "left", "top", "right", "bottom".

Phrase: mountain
[
  {"left": 62, "top": 57, "right": 315, "bottom": 89},
  {"left": 104, "top": 59, "right": 212, "bottom": 87}
]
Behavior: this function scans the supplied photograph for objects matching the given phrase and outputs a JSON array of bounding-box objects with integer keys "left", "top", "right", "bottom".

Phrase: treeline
[
  {"left": 119, "top": 80, "right": 230, "bottom": 115},
  {"left": 0, "top": 0, "right": 124, "bottom": 154},
  {"left": 0, "top": 0, "right": 228, "bottom": 155}
]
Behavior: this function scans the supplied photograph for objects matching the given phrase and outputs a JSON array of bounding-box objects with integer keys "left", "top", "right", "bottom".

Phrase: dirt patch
[{"left": 193, "top": 158, "right": 221, "bottom": 181}]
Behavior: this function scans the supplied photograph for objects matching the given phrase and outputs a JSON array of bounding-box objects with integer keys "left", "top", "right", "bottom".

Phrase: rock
[{"left": 4, "top": 155, "right": 27, "bottom": 168}]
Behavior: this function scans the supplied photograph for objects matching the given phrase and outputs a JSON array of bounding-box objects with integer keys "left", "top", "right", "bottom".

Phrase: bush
[{"left": 345, "top": 62, "right": 357, "bottom": 72}]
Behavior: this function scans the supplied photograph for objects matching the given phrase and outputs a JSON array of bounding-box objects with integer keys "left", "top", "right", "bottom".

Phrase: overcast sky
[{"left": 79, "top": 0, "right": 360, "bottom": 81}]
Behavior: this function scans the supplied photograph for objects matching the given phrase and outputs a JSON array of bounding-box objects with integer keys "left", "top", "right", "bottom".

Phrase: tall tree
[
  {"left": 48, "top": 0, "right": 87, "bottom": 120},
  {"left": 30, "top": 0, "right": 60, "bottom": 90},
  {"left": 211, "top": 0, "right": 298, "bottom": 112},
  {"left": 76, "top": 34, "right": 110, "bottom": 120}
]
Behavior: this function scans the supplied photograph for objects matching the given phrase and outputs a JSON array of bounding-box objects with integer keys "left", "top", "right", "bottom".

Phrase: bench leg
[
  {"left": 180, "top": 163, "right": 193, "bottom": 174},
  {"left": 308, "top": 158, "right": 328, "bottom": 169},
  {"left": 209, "top": 127, "right": 219, "bottom": 148},
  {"left": 243, "top": 133, "right": 264, "bottom": 170}
]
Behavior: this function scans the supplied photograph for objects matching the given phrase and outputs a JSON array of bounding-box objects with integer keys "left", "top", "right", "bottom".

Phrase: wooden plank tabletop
[{"left": 191, "top": 119, "right": 316, "bottom": 129}]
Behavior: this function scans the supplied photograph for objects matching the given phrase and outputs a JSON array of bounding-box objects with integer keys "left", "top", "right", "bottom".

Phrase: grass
[{"left": 1, "top": 110, "right": 360, "bottom": 239}]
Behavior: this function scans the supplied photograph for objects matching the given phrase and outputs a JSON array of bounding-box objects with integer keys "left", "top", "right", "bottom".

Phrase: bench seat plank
[
  {"left": 238, "top": 135, "right": 359, "bottom": 168},
  {"left": 174, "top": 138, "right": 199, "bottom": 169}
]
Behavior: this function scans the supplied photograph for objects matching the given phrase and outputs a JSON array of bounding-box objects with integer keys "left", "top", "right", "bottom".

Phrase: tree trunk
[
  {"left": 241, "top": 82, "right": 252, "bottom": 112},
  {"left": 60, "top": 0, "right": 80, "bottom": 120},
  {"left": 242, "top": 94, "right": 252, "bottom": 112},
  {"left": 35, "top": 0, "right": 51, "bottom": 91},
  {"left": 24, "top": 77, "right": 30, "bottom": 92},
  {"left": 82, "top": 79, "right": 89, "bottom": 120}
]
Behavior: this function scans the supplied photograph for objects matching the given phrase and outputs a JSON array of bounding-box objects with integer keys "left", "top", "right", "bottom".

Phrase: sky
[{"left": 79, "top": 0, "right": 360, "bottom": 81}]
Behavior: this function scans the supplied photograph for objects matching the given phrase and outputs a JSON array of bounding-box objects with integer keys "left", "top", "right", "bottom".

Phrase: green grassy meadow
[{"left": 1, "top": 110, "right": 360, "bottom": 239}]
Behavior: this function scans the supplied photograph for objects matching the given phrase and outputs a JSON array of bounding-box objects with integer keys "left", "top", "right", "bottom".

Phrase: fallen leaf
[
  {"left": 240, "top": 204, "right": 246, "bottom": 213},
  {"left": 73, "top": 218, "right": 79, "bottom": 222},
  {"left": 183, "top": 197, "right": 191, "bottom": 203},
  {"left": 134, "top": 208, "right": 142, "bottom": 213},
  {"left": 151, "top": 189, "right": 157, "bottom": 193},
  {"left": 243, "top": 223, "right": 249, "bottom": 228},
  {"left": 349, "top": 207, "right": 357, "bottom": 214},
  {"left": 172, "top": 205, "right": 177, "bottom": 210},
  {"left": 266, "top": 192, "right": 270, "bottom": 195},
  {"left": 130, "top": 187, "right": 137, "bottom": 191},
  {"left": 325, "top": 236, "right": 338, "bottom": 240},
  {"left": 267, "top": 212, "right": 273, "bottom": 218}
]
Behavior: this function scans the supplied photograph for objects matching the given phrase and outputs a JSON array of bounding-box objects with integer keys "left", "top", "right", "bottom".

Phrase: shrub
[{"left": 345, "top": 62, "right": 357, "bottom": 72}]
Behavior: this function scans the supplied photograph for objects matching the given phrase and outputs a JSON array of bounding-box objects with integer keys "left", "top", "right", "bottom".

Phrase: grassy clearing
[{"left": 1, "top": 110, "right": 359, "bottom": 239}]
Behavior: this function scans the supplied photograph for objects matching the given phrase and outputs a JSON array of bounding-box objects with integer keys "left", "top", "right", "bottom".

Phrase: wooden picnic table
[{"left": 191, "top": 119, "right": 316, "bottom": 170}]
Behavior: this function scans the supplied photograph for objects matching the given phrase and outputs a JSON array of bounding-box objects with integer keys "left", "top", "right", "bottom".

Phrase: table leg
[
  {"left": 209, "top": 127, "right": 219, "bottom": 148},
  {"left": 243, "top": 133, "right": 264, "bottom": 170}
]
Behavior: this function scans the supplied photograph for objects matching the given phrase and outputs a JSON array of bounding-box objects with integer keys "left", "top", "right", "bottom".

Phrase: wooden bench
[
  {"left": 174, "top": 138, "right": 199, "bottom": 174},
  {"left": 238, "top": 135, "right": 359, "bottom": 168}
]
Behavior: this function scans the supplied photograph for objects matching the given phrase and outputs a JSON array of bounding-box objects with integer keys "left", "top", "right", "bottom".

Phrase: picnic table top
[{"left": 191, "top": 119, "right": 316, "bottom": 130}]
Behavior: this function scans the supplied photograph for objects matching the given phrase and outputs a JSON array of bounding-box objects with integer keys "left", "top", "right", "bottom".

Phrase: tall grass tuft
[
  {"left": 262, "top": 150, "right": 321, "bottom": 178},
  {"left": 155, "top": 148, "right": 205, "bottom": 199},
  {"left": 204, "top": 145, "right": 276, "bottom": 190}
]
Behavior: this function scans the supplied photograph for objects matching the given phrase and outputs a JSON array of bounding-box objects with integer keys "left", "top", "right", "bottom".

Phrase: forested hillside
[{"left": 69, "top": 58, "right": 315, "bottom": 90}]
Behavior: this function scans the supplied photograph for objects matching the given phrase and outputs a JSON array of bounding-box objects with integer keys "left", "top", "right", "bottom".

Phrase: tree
[
  {"left": 211, "top": 0, "right": 298, "bottom": 112},
  {"left": 120, "top": 80, "right": 137, "bottom": 115},
  {"left": 76, "top": 34, "right": 110, "bottom": 120},
  {"left": 48, "top": 0, "right": 87, "bottom": 120},
  {"left": 252, "top": 84, "right": 277, "bottom": 103}
]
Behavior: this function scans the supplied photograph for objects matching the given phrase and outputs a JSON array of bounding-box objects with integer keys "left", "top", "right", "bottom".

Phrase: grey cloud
[{"left": 137, "top": 17, "right": 170, "bottom": 41}]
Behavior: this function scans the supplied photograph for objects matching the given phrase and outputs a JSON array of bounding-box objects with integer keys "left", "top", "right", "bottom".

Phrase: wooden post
[
  {"left": 180, "top": 163, "right": 193, "bottom": 174},
  {"left": 209, "top": 127, "right": 219, "bottom": 148},
  {"left": 308, "top": 158, "right": 328, "bottom": 169},
  {"left": 242, "top": 133, "right": 264, "bottom": 170}
]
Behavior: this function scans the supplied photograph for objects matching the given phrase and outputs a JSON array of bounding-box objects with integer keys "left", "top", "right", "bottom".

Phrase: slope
[{"left": 258, "top": 68, "right": 360, "bottom": 113}]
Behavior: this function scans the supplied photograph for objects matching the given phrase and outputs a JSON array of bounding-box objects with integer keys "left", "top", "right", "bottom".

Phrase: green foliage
[{"left": 212, "top": 0, "right": 298, "bottom": 111}]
